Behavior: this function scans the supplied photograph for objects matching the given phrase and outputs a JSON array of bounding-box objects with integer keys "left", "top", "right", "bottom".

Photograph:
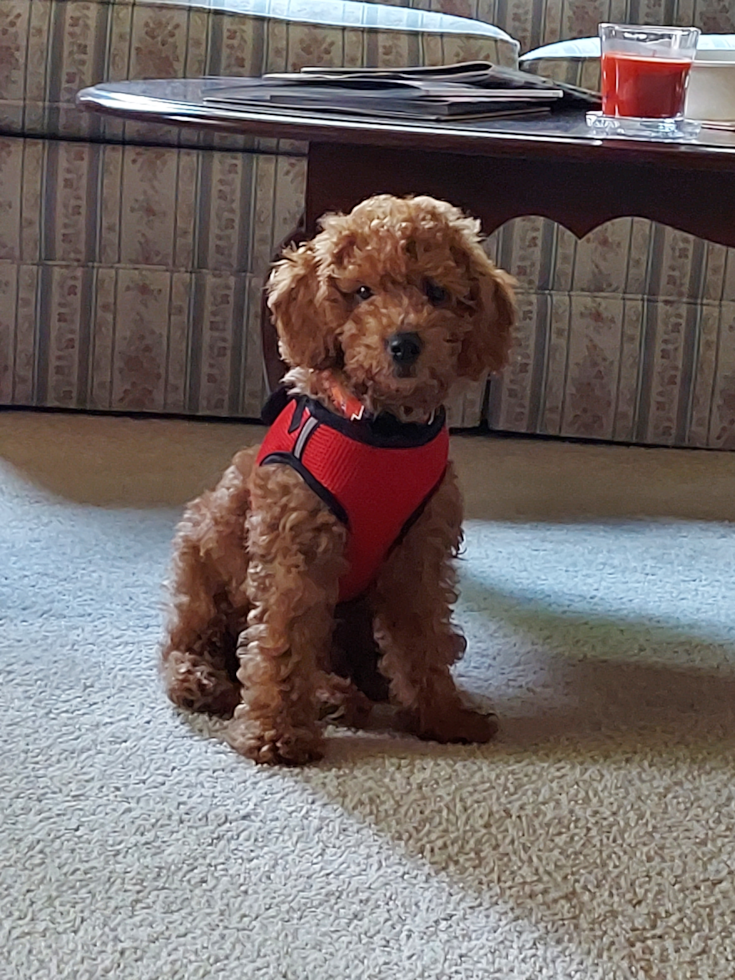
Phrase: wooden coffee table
[{"left": 77, "top": 78, "right": 735, "bottom": 388}]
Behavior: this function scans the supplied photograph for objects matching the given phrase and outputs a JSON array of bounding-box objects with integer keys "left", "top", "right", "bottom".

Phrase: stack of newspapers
[{"left": 202, "top": 62, "right": 599, "bottom": 122}]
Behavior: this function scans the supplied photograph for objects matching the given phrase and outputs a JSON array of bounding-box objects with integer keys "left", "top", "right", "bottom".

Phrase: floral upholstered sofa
[
  {"left": 0, "top": 0, "right": 517, "bottom": 426},
  {"left": 2, "top": 0, "right": 735, "bottom": 446}
]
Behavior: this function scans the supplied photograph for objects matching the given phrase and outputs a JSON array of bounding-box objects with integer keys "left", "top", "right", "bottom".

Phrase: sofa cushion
[
  {"left": 0, "top": 0, "right": 518, "bottom": 146},
  {"left": 521, "top": 33, "right": 735, "bottom": 92},
  {"left": 0, "top": 131, "right": 488, "bottom": 424},
  {"left": 491, "top": 0, "right": 735, "bottom": 58},
  {"left": 0, "top": 133, "right": 311, "bottom": 415},
  {"left": 520, "top": 37, "right": 601, "bottom": 90}
]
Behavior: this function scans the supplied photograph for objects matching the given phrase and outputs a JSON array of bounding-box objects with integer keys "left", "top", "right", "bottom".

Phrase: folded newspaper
[{"left": 202, "top": 62, "right": 599, "bottom": 122}]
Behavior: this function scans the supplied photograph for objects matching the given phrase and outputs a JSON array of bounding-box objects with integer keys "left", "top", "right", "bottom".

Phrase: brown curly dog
[{"left": 161, "top": 194, "right": 515, "bottom": 765}]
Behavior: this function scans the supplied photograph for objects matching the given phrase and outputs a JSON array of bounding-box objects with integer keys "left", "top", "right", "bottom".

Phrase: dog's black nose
[{"left": 388, "top": 332, "right": 423, "bottom": 367}]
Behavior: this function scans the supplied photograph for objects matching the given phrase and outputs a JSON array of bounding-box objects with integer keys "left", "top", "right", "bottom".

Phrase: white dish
[{"left": 686, "top": 50, "right": 735, "bottom": 123}]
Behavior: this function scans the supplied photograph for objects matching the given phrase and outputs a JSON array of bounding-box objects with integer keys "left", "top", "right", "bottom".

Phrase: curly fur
[{"left": 162, "top": 194, "right": 515, "bottom": 765}]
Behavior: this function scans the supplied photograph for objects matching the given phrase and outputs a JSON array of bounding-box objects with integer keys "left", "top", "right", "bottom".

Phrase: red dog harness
[{"left": 257, "top": 390, "right": 449, "bottom": 602}]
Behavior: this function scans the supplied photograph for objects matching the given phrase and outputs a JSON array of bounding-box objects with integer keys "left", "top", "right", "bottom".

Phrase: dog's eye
[
  {"left": 424, "top": 279, "right": 448, "bottom": 306},
  {"left": 355, "top": 285, "right": 373, "bottom": 302}
]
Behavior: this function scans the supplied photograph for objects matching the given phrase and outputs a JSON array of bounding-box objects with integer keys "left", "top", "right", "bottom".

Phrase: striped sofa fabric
[{"left": 485, "top": 216, "right": 735, "bottom": 450}]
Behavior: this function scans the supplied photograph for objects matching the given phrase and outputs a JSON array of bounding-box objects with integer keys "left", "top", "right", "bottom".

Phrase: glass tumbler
[{"left": 587, "top": 23, "right": 700, "bottom": 138}]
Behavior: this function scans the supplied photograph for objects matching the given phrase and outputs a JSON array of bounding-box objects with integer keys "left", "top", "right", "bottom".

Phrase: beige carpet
[{"left": 2, "top": 411, "right": 735, "bottom": 980}]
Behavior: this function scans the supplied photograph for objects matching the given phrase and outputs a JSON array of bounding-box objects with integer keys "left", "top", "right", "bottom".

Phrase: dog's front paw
[
  {"left": 403, "top": 706, "right": 498, "bottom": 745},
  {"left": 229, "top": 718, "right": 324, "bottom": 766}
]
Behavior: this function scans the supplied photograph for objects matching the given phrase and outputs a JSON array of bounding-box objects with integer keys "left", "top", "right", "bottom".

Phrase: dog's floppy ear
[
  {"left": 266, "top": 241, "right": 339, "bottom": 370},
  {"left": 457, "top": 246, "right": 516, "bottom": 381}
]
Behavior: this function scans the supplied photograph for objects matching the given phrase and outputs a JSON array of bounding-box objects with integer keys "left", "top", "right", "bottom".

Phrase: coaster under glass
[{"left": 587, "top": 110, "right": 701, "bottom": 141}]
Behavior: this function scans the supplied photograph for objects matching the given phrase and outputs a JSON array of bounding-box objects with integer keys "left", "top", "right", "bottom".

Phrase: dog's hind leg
[
  {"left": 161, "top": 452, "right": 254, "bottom": 718},
  {"left": 162, "top": 591, "right": 243, "bottom": 717}
]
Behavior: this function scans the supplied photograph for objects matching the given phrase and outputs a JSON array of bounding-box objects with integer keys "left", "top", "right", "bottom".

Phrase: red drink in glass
[
  {"left": 601, "top": 51, "right": 692, "bottom": 118},
  {"left": 589, "top": 25, "right": 700, "bottom": 137}
]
